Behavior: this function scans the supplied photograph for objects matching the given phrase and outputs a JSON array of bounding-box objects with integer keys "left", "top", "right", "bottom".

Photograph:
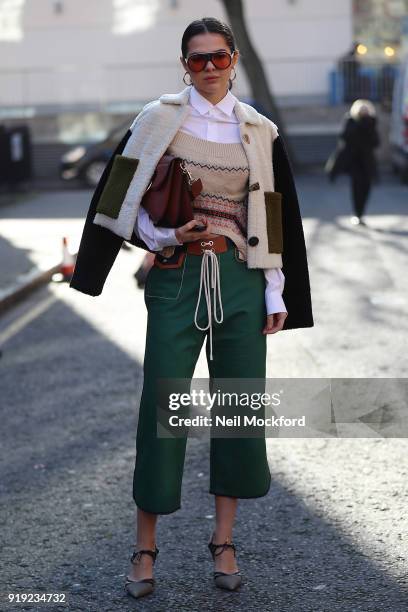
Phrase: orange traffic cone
[{"left": 60, "top": 236, "right": 76, "bottom": 281}]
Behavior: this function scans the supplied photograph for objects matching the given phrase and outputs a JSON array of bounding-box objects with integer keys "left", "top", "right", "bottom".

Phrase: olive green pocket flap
[
  {"left": 264, "top": 191, "right": 283, "bottom": 253},
  {"left": 96, "top": 155, "right": 139, "bottom": 219}
]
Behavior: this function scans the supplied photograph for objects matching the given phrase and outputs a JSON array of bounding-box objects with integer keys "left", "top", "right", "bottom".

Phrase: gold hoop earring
[
  {"left": 228, "top": 68, "right": 237, "bottom": 90},
  {"left": 183, "top": 72, "right": 193, "bottom": 86}
]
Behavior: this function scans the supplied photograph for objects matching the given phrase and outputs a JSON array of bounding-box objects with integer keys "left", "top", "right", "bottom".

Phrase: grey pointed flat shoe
[
  {"left": 208, "top": 532, "right": 242, "bottom": 591},
  {"left": 124, "top": 545, "right": 159, "bottom": 600},
  {"left": 213, "top": 570, "right": 242, "bottom": 590}
]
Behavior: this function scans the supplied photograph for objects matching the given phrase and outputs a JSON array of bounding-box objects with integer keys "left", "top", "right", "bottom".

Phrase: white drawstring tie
[{"left": 193, "top": 242, "right": 224, "bottom": 361}]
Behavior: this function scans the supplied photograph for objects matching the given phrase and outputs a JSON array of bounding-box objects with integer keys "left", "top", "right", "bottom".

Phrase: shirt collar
[{"left": 189, "top": 85, "right": 237, "bottom": 117}]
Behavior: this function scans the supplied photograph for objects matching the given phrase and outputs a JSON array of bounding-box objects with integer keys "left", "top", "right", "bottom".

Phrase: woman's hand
[
  {"left": 175, "top": 219, "right": 215, "bottom": 244},
  {"left": 262, "top": 312, "right": 288, "bottom": 334}
]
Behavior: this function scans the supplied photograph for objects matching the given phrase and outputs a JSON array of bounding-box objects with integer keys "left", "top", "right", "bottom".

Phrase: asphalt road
[{"left": 0, "top": 172, "right": 407, "bottom": 611}]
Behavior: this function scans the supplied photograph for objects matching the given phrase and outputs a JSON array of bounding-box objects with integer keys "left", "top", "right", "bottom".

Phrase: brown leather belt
[{"left": 184, "top": 234, "right": 229, "bottom": 256}]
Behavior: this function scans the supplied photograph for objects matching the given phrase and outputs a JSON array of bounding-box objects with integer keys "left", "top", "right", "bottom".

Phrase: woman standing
[
  {"left": 70, "top": 17, "right": 313, "bottom": 601},
  {"left": 341, "top": 99, "right": 381, "bottom": 226}
]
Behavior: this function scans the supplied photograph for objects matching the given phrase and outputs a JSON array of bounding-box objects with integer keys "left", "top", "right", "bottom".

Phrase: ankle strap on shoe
[
  {"left": 130, "top": 545, "right": 159, "bottom": 565},
  {"left": 208, "top": 538, "right": 236, "bottom": 560}
]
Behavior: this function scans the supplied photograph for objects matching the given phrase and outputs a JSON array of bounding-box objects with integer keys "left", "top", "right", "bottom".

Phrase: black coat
[
  {"left": 341, "top": 114, "right": 380, "bottom": 181},
  {"left": 70, "top": 130, "right": 314, "bottom": 331},
  {"left": 327, "top": 113, "right": 380, "bottom": 183}
]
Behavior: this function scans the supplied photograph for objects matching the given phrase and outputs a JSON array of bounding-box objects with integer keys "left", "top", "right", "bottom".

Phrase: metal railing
[{"left": 329, "top": 58, "right": 399, "bottom": 106}]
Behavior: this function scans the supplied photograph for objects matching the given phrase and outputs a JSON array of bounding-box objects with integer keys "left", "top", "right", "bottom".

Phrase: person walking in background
[{"left": 341, "top": 99, "right": 381, "bottom": 226}]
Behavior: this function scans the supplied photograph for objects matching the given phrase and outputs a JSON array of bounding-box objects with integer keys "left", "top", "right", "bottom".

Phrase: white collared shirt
[
  {"left": 134, "top": 85, "right": 286, "bottom": 315},
  {"left": 178, "top": 84, "right": 242, "bottom": 142}
]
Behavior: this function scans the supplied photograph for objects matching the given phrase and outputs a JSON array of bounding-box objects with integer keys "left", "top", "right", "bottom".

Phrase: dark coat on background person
[
  {"left": 340, "top": 113, "right": 380, "bottom": 181},
  {"left": 326, "top": 112, "right": 380, "bottom": 183},
  {"left": 69, "top": 128, "right": 314, "bottom": 331}
]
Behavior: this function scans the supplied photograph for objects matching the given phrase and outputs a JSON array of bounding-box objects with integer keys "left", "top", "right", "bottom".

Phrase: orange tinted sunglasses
[{"left": 185, "top": 51, "right": 234, "bottom": 73}]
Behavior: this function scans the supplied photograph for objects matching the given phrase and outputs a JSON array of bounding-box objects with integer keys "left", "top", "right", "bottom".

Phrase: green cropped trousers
[{"left": 133, "top": 237, "right": 271, "bottom": 514}]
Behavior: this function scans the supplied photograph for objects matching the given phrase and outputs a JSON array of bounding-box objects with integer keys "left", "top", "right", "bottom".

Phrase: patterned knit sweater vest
[{"left": 166, "top": 131, "right": 250, "bottom": 260}]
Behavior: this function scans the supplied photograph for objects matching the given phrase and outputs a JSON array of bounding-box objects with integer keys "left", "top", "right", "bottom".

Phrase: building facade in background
[
  {"left": 353, "top": 0, "right": 408, "bottom": 57},
  {"left": 0, "top": 0, "right": 353, "bottom": 143}
]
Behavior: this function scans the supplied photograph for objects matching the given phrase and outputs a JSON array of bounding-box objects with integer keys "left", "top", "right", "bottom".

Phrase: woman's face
[{"left": 180, "top": 32, "right": 239, "bottom": 98}]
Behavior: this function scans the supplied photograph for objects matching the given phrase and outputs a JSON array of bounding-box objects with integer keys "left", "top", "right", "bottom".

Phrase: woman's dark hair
[{"left": 181, "top": 17, "right": 238, "bottom": 90}]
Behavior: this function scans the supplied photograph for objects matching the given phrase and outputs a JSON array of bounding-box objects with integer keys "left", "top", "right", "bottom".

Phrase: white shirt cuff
[
  {"left": 134, "top": 205, "right": 183, "bottom": 250},
  {"left": 264, "top": 268, "right": 287, "bottom": 315}
]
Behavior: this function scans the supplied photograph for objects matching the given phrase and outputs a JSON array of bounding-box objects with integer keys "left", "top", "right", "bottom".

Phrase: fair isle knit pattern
[{"left": 166, "top": 130, "right": 250, "bottom": 260}]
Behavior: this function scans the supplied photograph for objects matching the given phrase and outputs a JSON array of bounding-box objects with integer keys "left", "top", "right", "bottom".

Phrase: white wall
[{"left": 0, "top": 0, "right": 352, "bottom": 111}]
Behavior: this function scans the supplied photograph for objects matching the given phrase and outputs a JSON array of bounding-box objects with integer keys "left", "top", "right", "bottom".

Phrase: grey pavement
[
  {"left": 0, "top": 173, "right": 408, "bottom": 611},
  {"left": 0, "top": 188, "right": 91, "bottom": 302}
]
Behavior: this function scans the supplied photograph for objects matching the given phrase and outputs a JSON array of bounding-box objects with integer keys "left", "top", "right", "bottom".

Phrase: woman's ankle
[
  {"left": 212, "top": 529, "right": 233, "bottom": 544},
  {"left": 135, "top": 540, "right": 156, "bottom": 550}
]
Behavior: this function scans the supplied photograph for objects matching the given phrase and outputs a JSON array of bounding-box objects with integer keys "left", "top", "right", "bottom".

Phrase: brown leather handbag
[{"left": 140, "top": 153, "right": 202, "bottom": 228}]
